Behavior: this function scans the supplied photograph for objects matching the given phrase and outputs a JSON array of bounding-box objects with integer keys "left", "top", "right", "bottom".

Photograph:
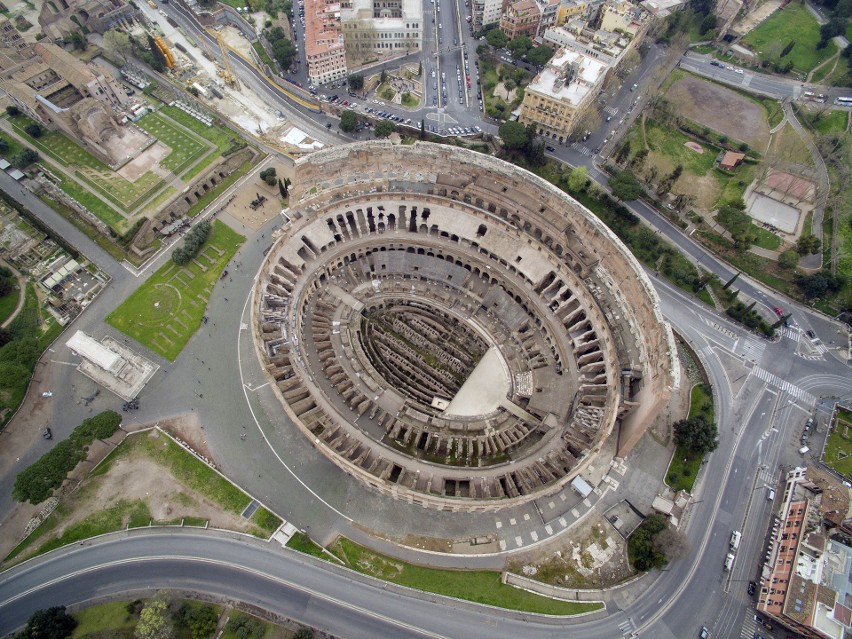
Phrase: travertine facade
[{"left": 253, "top": 142, "right": 677, "bottom": 512}]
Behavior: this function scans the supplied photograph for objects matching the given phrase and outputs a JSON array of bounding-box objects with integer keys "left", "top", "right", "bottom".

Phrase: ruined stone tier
[{"left": 252, "top": 142, "right": 678, "bottom": 512}]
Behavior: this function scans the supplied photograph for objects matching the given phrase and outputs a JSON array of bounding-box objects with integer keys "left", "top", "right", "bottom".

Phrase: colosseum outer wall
[{"left": 291, "top": 141, "right": 679, "bottom": 457}]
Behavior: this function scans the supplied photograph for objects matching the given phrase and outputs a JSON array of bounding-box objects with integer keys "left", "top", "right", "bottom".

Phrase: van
[
  {"left": 724, "top": 553, "right": 735, "bottom": 571},
  {"left": 767, "top": 488, "right": 776, "bottom": 501},
  {"left": 730, "top": 530, "right": 741, "bottom": 550},
  {"left": 799, "top": 446, "right": 810, "bottom": 454}
]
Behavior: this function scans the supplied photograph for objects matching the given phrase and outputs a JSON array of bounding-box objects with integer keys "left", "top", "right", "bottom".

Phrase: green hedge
[{"left": 13, "top": 411, "right": 122, "bottom": 504}]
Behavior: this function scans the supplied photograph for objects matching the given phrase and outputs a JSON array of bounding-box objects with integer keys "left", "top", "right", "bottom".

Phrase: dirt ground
[
  {"left": 117, "top": 142, "right": 172, "bottom": 181},
  {"left": 732, "top": 0, "right": 782, "bottom": 36},
  {"left": 223, "top": 160, "right": 294, "bottom": 230},
  {"left": 8, "top": 427, "right": 261, "bottom": 565},
  {"left": 666, "top": 75, "right": 770, "bottom": 149},
  {"left": 507, "top": 512, "right": 633, "bottom": 589}
]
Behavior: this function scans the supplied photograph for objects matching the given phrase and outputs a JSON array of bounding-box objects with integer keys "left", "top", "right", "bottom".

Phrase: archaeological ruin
[{"left": 252, "top": 141, "right": 679, "bottom": 512}]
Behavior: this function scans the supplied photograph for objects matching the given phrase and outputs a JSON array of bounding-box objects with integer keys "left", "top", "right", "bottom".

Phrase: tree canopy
[
  {"left": 347, "top": 74, "right": 364, "bottom": 91},
  {"left": 340, "top": 110, "right": 358, "bottom": 132},
  {"left": 795, "top": 271, "right": 845, "bottom": 299},
  {"left": 527, "top": 44, "right": 554, "bottom": 66},
  {"left": 498, "top": 121, "right": 529, "bottom": 150},
  {"left": 608, "top": 170, "right": 642, "bottom": 201},
  {"left": 628, "top": 514, "right": 669, "bottom": 571},
  {"left": 485, "top": 29, "right": 507, "bottom": 48},
  {"left": 18, "top": 607, "right": 77, "bottom": 639},
  {"left": 673, "top": 414, "right": 719, "bottom": 456},
  {"left": 374, "top": 120, "right": 395, "bottom": 138}
]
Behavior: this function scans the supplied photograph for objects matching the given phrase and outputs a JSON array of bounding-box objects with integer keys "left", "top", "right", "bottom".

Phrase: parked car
[
  {"left": 748, "top": 581, "right": 756, "bottom": 596},
  {"left": 546, "top": 145, "right": 556, "bottom": 152}
]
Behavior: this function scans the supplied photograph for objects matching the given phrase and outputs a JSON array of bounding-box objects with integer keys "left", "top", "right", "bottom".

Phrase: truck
[
  {"left": 730, "top": 530, "right": 741, "bottom": 550},
  {"left": 724, "top": 552, "right": 735, "bottom": 571}
]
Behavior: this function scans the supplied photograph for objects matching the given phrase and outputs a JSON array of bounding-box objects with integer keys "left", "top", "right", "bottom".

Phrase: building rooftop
[
  {"left": 525, "top": 47, "right": 607, "bottom": 106},
  {"left": 305, "top": 0, "right": 344, "bottom": 58}
]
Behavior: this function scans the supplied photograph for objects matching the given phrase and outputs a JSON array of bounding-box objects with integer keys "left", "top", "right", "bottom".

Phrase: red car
[{"left": 774, "top": 307, "right": 784, "bottom": 316}]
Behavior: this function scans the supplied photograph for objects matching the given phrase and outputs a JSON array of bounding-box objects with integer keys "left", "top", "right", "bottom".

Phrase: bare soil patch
[
  {"left": 118, "top": 142, "right": 170, "bottom": 181},
  {"left": 685, "top": 141, "right": 704, "bottom": 153},
  {"left": 160, "top": 411, "right": 215, "bottom": 461},
  {"left": 666, "top": 75, "right": 770, "bottom": 148},
  {"left": 507, "top": 512, "right": 633, "bottom": 589}
]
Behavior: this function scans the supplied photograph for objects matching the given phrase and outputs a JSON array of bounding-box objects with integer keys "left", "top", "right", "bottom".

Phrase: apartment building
[
  {"left": 305, "top": 0, "right": 348, "bottom": 85},
  {"left": 499, "top": 0, "right": 541, "bottom": 39},
  {"left": 756, "top": 466, "right": 852, "bottom": 639},
  {"left": 341, "top": 0, "right": 422, "bottom": 65},
  {"left": 517, "top": 47, "right": 606, "bottom": 142}
]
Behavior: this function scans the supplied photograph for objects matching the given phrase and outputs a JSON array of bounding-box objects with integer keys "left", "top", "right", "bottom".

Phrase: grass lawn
[
  {"left": 666, "top": 383, "right": 714, "bottom": 493},
  {"left": 252, "top": 39, "right": 274, "bottom": 68},
  {"left": 159, "top": 106, "right": 244, "bottom": 180},
  {"left": 136, "top": 112, "right": 209, "bottom": 175},
  {"left": 644, "top": 119, "right": 719, "bottom": 177},
  {"left": 106, "top": 220, "right": 244, "bottom": 360},
  {"left": 824, "top": 411, "right": 852, "bottom": 480},
  {"left": 741, "top": 3, "right": 837, "bottom": 73},
  {"left": 812, "top": 110, "right": 849, "bottom": 136},
  {"left": 10, "top": 116, "right": 164, "bottom": 211},
  {"left": 328, "top": 537, "right": 602, "bottom": 615},
  {"left": 401, "top": 92, "right": 419, "bottom": 107},
  {"left": 54, "top": 173, "right": 124, "bottom": 228},
  {"left": 72, "top": 601, "right": 138, "bottom": 639},
  {"left": 768, "top": 123, "right": 814, "bottom": 166},
  {"left": 752, "top": 224, "right": 782, "bottom": 250},
  {"left": 287, "top": 531, "right": 334, "bottom": 560}
]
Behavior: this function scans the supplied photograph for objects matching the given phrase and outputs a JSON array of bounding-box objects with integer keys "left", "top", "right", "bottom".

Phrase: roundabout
[{"left": 251, "top": 141, "right": 679, "bottom": 512}]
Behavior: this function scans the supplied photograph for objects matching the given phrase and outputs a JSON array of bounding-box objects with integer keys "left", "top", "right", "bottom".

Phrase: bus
[{"left": 836, "top": 96, "right": 852, "bottom": 106}]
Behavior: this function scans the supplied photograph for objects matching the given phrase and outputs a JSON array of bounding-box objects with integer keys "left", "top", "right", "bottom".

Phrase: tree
[
  {"left": 498, "top": 120, "right": 529, "bottom": 150},
  {"left": 347, "top": 73, "right": 364, "bottom": 91},
  {"left": 608, "top": 170, "right": 642, "bottom": 201},
  {"left": 292, "top": 629, "right": 314, "bottom": 639},
  {"left": 795, "top": 271, "right": 845, "bottom": 299},
  {"left": 420, "top": 118, "right": 425, "bottom": 140},
  {"left": 271, "top": 37, "right": 296, "bottom": 69},
  {"left": 652, "top": 526, "right": 691, "bottom": 561},
  {"left": 135, "top": 595, "right": 173, "bottom": 639},
  {"left": 339, "top": 110, "right": 358, "bottom": 132},
  {"left": 485, "top": 28, "right": 507, "bottom": 48},
  {"left": 796, "top": 234, "right": 821, "bottom": 255},
  {"left": 176, "top": 603, "right": 218, "bottom": 639},
  {"left": 374, "top": 120, "right": 395, "bottom": 138},
  {"left": 508, "top": 35, "right": 532, "bottom": 57},
  {"left": 527, "top": 44, "right": 554, "bottom": 66},
  {"left": 698, "top": 13, "right": 717, "bottom": 35},
  {"left": 567, "top": 166, "right": 589, "bottom": 193},
  {"left": 673, "top": 414, "right": 719, "bottom": 455},
  {"left": 778, "top": 249, "right": 799, "bottom": 270},
  {"left": 6, "top": 105, "right": 20, "bottom": 117},
  {"left": 18, "top": 606, "right": 77, "bottom": 639},
  {"left": 380, "top": 69, "right": 387, "bottom": 84},
  {"left": 628, "top": 514, "right": 669, "bottom": 571},
  {"left": 476, "top": 44, "right": 489, "bottom": 56},
  {"left": 226, "top": 614, "right": 265, "bottom": 639},
  {"left": 67, "top": 30, "right": 86, "bottom": 51},
  {"left": 716, "top": 205, "right": 756, "bottom": 249},
  {"left": 278, "top": 177, "right": 289, "bottom": 198},
  {"left": 103, "top": 29, "right": 132, "bottom": 63},
  {"left": 13, "top": 148, "right": 38, "bottom": 168},
  {"left": 0, "top": 276, "right": 13, "bottom": 297},
  {"left": 259, "top": 167, "right": 277, "bottom": 185},
  {"left": 417, "top": 61, "right": 422, "bottom": 76},
  {"left": 779, "top": 40, "right": 795, "bottom": 57}
]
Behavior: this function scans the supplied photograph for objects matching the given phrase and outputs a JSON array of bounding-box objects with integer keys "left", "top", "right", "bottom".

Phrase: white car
[
  {"left": 42, "top": 391, "right": 53, "bottom": 398},
  {"left": 734, "top": 68, "right": 744, "bottom": 74}
]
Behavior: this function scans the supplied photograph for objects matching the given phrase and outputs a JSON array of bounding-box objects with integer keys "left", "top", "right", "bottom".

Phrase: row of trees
[
  {"left": 12, "top": 411, "right": 123, "bottom": 504},
  {"left": 171, "top": 220, "right": 212, "bottom": 266},
  {"left": 263, "top": 27, "right": 297, "bottom": 71}
]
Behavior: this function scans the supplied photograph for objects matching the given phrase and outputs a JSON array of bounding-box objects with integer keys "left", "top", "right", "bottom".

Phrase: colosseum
[{"left": 252, "top": 141, "right": 679, "bottom": 512}]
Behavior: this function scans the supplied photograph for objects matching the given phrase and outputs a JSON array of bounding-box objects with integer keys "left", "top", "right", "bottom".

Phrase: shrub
[
  {"left": 12, "top": 411, "right": 122, "bottom": 504},
  {"left": 172, "top": 220, "right": 211, "bottom": 265}
]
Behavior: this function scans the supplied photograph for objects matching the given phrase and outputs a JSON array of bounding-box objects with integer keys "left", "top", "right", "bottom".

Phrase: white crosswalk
[
  {"left": 605, "top": 106, "right": 620, "bottom": 116},
  {"left": 571, "top": 143, "right": 593, "bottom": 156},
  {"left": 740, "top": 613, "right": 758, "bottom": 638},
  {"left": 781, "top": 326, "right": 800, "bottom": 341},
  {"left": 617, "top": 617, "right": 636, "bottom": 636},
  {"left": 752, "top": 367, "right": 816, "bottom": 404},
  {"left": 736, "top": 336, "right": 766, "bottom": 361}
]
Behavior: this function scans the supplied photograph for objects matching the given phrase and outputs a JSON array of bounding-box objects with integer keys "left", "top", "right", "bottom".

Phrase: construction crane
[{"left": 214, "top": 30, "right": 237, "bottom": 88}]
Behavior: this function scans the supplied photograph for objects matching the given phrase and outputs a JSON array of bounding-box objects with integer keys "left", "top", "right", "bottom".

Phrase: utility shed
[{"left": 571, "top": 475, "right": 593, "bottom": 497}]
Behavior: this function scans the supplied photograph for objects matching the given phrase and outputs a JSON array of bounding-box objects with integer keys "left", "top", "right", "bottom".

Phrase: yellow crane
[{"left": 214, "top": 30, "right": 237, "bottom": 88}]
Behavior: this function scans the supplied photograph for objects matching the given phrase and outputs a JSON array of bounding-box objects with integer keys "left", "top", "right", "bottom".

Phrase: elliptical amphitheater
[{"left": 252, "top": 141, "right": 679, "bottom": 513}]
